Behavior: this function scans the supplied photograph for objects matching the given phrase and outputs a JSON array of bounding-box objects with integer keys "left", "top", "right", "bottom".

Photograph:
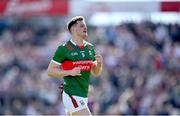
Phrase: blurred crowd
[{"left": 0, "top": 17, "right": 180, "bottom": 115}]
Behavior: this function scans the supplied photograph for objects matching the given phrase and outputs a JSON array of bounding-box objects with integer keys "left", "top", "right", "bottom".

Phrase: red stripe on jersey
[{"left": 69, "top": 95, "right": 78, "bottom": 108}]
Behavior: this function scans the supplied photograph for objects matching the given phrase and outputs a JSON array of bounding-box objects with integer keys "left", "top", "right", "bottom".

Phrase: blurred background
[{"left": 0, "top": 0, "right": 180, "bottom": 115}]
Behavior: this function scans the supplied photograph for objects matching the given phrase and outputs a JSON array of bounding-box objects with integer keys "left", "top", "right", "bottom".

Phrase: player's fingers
[
  {"left": 96, "top": 57, "right": 103, "bottom": 64},
  {"left": 95, "top": 53, "right": 102, "bottom": 56},
  {"left": 74, "top": 67, "right": 80, "bottom": 69},
  {"left": 74, "top": 67, "right": 81, "bottom": 72},
  {"left": 95, "top": 55, "right": 103, "bottom": 60},
  {"left": 74, "top": 67, "right": 81, "bottom": 74},
  {"left": 77, "top": 68, "right": 81, "bottom": 73},
  {"left": 76, "top": 73, "right": 81, "bottom": 76},
  {"left": 95, "top": 55, "right": 102, "bottom": 59}
]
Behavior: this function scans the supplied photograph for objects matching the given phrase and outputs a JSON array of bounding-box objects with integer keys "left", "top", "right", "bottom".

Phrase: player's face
[{"left": 74, "top": 20, "right": 88, "bottom": 39}]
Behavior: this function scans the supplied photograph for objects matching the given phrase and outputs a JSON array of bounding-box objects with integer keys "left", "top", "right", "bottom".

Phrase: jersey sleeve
[{"left": 52, "top": 46, "right": 66, "bottom": 65}]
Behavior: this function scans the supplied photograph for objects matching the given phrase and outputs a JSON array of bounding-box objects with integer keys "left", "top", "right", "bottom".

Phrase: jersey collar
[
  {"left": 70, "top": 39, "right": 86, "bottom": 48},
  {"left": 70, "top": 39, "right": 77, "bottom": 46}
]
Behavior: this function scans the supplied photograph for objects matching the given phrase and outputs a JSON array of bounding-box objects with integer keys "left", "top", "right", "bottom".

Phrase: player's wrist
[
  {"left": 61, "top": 70, "right": 73, "bottom": 76},
  {"left": 97, "top": 62, "right": 102, "bottom": 67}
]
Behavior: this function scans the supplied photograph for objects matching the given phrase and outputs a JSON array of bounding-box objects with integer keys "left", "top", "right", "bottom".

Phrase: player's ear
[{"left": 71, "top": 26, "right": 75, "bottom": 33}]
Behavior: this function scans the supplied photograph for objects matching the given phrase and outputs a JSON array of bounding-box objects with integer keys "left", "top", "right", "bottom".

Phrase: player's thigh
[
  {"left": 72, "top": 108, "right": 92, "bottom": 115},
  {"left": 62, "top": 91, "right": 90, "bottom": 114}
]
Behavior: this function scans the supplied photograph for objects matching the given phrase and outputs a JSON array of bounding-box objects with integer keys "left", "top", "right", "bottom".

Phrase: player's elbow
[
  {"left": 91, "top": 73, "right": 100, "bottom": 77},
  {"left": 47, "top": 71, "right": 52, "bottom": 77},
  {"left": 47, "top": 67, "right": 54, "bottom": 77},
  {"left": 91, "top": 67, "right": 103, "bottom": 77},
  {"left": 91, "top": 71, "right": 101, "bottom": 77}
]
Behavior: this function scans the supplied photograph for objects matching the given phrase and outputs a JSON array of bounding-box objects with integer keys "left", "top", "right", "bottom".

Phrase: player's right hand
[{"left": 70, "top": 67, "right": 81, "bottom": 76}]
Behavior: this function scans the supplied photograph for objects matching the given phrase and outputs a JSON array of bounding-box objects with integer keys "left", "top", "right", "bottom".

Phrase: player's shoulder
[
  {"left": 56, "top": 40, "right": 69, "bottom": 49},
  {"left": 57, "top": 40, "right": 74, "bottom": 51},
  {"left": 84, "top": 40, "right": 93, "bottom": 46},
  {"left": 84, "top": 40, "right": 94, "bottom": 49},
  {"left": 56, "top": 42, "right": 65, "bottom": 48}
]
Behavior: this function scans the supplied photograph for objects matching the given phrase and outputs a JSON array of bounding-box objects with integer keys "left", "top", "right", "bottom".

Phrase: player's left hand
[{"left": 95, "top": 53, "right": 103, "bottom": 65}]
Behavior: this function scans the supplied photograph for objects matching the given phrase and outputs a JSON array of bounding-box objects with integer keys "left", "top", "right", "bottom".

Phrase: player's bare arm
[
  {"left": 91, "top": 53, "right": 103, "bottom": 77},
  {"left": 47, "top": 61, "right": 81, "bottom": 78}
]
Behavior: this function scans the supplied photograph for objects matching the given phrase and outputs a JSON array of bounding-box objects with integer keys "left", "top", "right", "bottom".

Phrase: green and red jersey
[{"left": 52, "top": 40, "right": 96, "bottom": 97}]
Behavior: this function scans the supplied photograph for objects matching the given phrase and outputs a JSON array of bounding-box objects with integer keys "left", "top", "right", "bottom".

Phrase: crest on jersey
[
  {"left": 80, "top": 100, "right": 85, "bottom": 106},
  {"left": 80, "top": 51, "right": 85, "bottom": 57},
  {"left": 89, "top": 50, "right": 92, "bottom": 55}
]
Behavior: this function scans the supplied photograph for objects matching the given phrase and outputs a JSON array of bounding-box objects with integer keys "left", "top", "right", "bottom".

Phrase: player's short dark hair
[{"left": 67, "top": 16, "right": 85, "bottom": 33}]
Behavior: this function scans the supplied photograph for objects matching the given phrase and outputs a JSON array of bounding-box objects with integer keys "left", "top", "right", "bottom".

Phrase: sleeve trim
[{"left": 51, "top": 60, "right": 61, "bottom": 65}]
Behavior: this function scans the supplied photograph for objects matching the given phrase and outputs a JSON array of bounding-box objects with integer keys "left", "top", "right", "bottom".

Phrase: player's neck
[{"left": 71, "top": 36, "right": 84, "bottom": 46}]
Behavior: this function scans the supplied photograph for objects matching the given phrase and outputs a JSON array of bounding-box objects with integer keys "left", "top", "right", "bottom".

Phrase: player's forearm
[
  {"left": 47, "top": 68, "right": 71, "bottom": 78},
  {"left": 91, "top": 62, "right": 103, "bottom": 77}
]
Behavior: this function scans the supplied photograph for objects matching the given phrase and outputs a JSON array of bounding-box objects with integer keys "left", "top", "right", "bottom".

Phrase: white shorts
[{"left": 62, "top": 91, "right": 88, "bottom": 113}]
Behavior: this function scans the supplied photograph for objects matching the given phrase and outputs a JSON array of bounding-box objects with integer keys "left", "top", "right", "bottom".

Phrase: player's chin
[{"left": 82, "top": 34, "right": 88, "bottom": 39}]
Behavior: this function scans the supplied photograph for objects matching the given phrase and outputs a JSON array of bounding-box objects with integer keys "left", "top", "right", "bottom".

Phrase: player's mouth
[{"left": 82, "top": 30, "right": 88, "bottom": 38}]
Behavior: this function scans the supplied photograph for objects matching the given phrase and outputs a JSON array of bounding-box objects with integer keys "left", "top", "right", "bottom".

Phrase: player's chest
[{"left": 66, "top": 49, "right": 93, "bottom": 61}]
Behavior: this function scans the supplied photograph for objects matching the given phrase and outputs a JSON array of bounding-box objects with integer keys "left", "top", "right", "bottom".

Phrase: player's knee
[{"left": 72, "top": 108, "right": 92, "bottom": 115}]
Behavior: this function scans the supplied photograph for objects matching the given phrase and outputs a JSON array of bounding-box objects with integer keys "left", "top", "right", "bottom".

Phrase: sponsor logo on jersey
[
  {"left": 61, "top": 60, "right": 93, "bottom": 72},
  {"left": 71, "top": 52, "right": 78, "bottom": 56}
]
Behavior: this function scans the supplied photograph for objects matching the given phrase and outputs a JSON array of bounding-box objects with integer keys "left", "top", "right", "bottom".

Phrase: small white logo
[
  {"left": 71, "top": 52, "right": 78, "bottom": 56},
  {"left": 80, "top": 100, "right": 85, "bottom": 106}
]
